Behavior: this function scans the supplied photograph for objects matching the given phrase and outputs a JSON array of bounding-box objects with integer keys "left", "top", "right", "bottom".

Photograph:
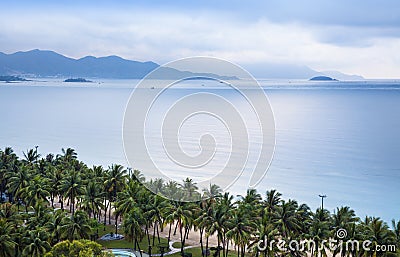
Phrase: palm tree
[
  {"left": 166, "top": 201, "right": 193, "bottom": 255},
  {"left": 332, "top": 206, "right": 357, "bottom": 230},
  {"left": 147, "top": 178, "right": 165, "bottom": 195},
  {"left": 47, "top": 166, "right": 64, "bottom": 208},
  {"left": 238, "top": 189, "right": 262, "bottom": 225},
  {"left": 208, "top": 196, "right": 231, "bottom": 257},
  {"left": 241, "top": 189, "right": 262, "bottom": 206},
  {"left": 0, "top": 203, "right": 20, "bottom": 224},
  {"left": 181, "top": 178, "right": 199, "bottom": 200},
  {"left": 0, "top": 147, "right": 18, "bottom": 204},
  {"left": 145, "top": 194, "right": 168, "bottom": 246},
  {"left": 297, "top": 203, "right": 312, "bottom": 235},
  {"left": 6, "top": 165, "right": 32, "bottom": 211},
  {"left": 22, "top": 148, "right": 40, "bottom": 165},
  {"left": 163, "top": 181, "right": 182, "bottom": 200},
  {"left": 163, "top": 201, "right": 179, "bottom": 245},
  {"left": 252, "top": 213, "right": 280, "bottom": 257},
  {"left": 308, "top": 208, "right": 331, "bottom": 257},
  {"left": 104, "top": 164, "right": 127, "bottom": 224},
  {"left": 60, "top": 210, "right": 91, "bottom": 241},
  {"left": 0, "top": 218, "right": 16, "bottom": 257},
  {"left": 226, "top": 209, "right": 255, "bottom": 257},
  {"left": 115, "top": 180, "right": 141, "bottom": 217},
  {"left": 202, "top": 183, "right": 222, "bottom": 199},
  {"left": 57, "top": 148, "right": 78, "bottom": 164},
  {"left": 24, "top": 175, "right": 50, "bottom": 207},
  {"left": 45, "top": 209, "right": 67, "bottom": 244},
  {"left": 363, "top": 217, "right": 396, "bottom": 257},
  {"left": 392, "top": 219, "right": 400, "bottom": 249},
  {"left": 22, "top": 229, "right": 51, "bottom": 257},
  {"left": 272, "top": 199, "right": 301, "bottom": 239},
  {"left": 60, "top": 170, "right": 84, "bottom": 215},
  {"left": 194, "top": 202, "right": 206, "bottom": 257},
  {"left": 132, "top": 169, "right": 145, "bottom": 183},
  {"left": 79, "top": 181, "right": 104, "bottom": 219},
  {"left": 26, "top": 203, "right": 52, "bottom": 231},
  {"left": 123, "top": 207, "right": 145, "bottom": 255},
  {"left": 264, "top": 189, "right": 282, "bottom": 215}
]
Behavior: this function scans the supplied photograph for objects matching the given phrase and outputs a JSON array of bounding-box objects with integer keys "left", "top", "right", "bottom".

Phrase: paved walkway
[{"left": 132, "top": 241, "right": 199, "bottom": 257}]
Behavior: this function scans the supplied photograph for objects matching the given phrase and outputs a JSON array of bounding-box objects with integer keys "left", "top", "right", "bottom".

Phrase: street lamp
[
  {"left": 35, "top": 145, "right": 39, "bottom": 162},
  {"left": 318, "top": 194, "right": 327, "bottom": 210}
]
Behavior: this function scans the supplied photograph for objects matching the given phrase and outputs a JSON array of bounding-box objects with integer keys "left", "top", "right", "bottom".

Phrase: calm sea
[{"left": 0, "top": 79, "right": 399, "bottom": 222}]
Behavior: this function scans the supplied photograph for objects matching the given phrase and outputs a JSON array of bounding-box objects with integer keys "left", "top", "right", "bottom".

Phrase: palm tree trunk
[
  {"left": 152, "top": 222, "right": 157, "bottom": 246},
  {"left": 225, "top": 240, "right": 229, "bottom": 257},
  {"left": 183, "top": 225, "right": 189, "bottom": 248},
  {"left": 217, "top": 236, "right": 221, "bottom": 257},
  {"left": 103, "top": 199, "right": 108, "bottom": 229},
  {"left": 145, "top": 223, "right": 151, "bottom": 246},
  {"left": 115, "top": 214, "right": 118, "bottom": 235},
  {"left": 179, "top": 219, "right": 184, "bottom": 255},
  {"left": 133, "top": 230, "right": 137, "bottom": 250},
  {"left": 156, "top": 223, "right": 161, "bottom": 243},
  {"left": 200, "top": 228, "right": 204, "bottom": 257},
  {"left": 51, "top": 194, "right": 54, "bottom": 208},
  {"left": 167, "top": 222, "right": 172, "bottom": 245},
  {"left": 136, "top": 241, "right": 142, "bottom": 257},
  {"left": 108, "top": 202, "right": 112, "bottom": 224},
  {"left": 174, "top": 221, "right": 179, "bottom": 235},
  {"left": 222, "top": 234, "right": 226, "bottom": 257},
  {"left": 206, "top": 235, "right": 209, "bottom": 257}
]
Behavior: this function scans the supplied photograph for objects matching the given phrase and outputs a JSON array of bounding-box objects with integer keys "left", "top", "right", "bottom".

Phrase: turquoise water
[
  {"left": 108, "top": 249, "right": 136, "bottom": 257},
  {"left": 0, "top": 79, "right": 399, "bottom": 222}
]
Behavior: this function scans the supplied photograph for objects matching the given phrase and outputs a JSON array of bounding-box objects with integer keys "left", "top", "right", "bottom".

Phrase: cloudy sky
[{"left": 1, "top": 0, "right": 399, "bottom": 78}]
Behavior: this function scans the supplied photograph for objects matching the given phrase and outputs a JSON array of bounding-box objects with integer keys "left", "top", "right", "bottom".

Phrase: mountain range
[{"left": 0, "top": 49, "right": 364, "bottom": 80}]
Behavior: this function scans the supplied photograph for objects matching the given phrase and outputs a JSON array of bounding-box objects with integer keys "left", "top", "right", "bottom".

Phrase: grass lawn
[
  {"left": 96, "top": 225, "right": 168, "bottom": 253},
  {"left": 172, "top": 241, "right": 191, "bottom": 248},
  {"left": 169, "top": 247, "right": 240, "bottom": 257}
]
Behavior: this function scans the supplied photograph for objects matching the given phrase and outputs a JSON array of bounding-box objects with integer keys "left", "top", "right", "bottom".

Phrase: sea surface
[{"left": 0, "top": 79, "right": 399, "bottom": 222}]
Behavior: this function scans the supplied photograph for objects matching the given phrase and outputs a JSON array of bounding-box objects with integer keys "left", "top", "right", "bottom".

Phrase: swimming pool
[{"left": 107, "top": 249, "right": 136, "bottom": 257}]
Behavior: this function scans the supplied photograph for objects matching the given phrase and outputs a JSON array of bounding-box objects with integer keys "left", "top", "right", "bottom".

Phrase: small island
[
  {"left": 0, "top": 75, "right": 28, "bottom": 82},
  {"left": 64, "top": 78, "right": 93, "bottom": 83},
  {"left": 309, "top": 76, "right": 338, "bottom": 81}
]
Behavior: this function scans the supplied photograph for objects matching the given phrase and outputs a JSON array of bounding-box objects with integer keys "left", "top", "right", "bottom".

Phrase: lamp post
[
  {"left": 318, "top": 194, "right": 327, "bottom": 210},
  {"left": 35, "top": 145, "right": 39, "bottom": 163}
]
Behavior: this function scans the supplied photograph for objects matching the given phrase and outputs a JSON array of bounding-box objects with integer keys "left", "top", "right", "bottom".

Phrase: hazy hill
[
  {"left": 0, "top": 49, "right": 364, "bottom": 80},
  {"left": 0, "top": 49, "right": 158, "bottom": 78}
]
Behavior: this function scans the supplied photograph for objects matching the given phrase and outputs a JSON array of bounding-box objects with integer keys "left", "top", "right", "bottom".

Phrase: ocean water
[{"left": 0, "top": 79, "right": 399, "bottom": 222}]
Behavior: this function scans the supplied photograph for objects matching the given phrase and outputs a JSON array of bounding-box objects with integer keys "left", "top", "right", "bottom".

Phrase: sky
[{"left": 1, "top": 0, "right": 400, "bottom": 78}]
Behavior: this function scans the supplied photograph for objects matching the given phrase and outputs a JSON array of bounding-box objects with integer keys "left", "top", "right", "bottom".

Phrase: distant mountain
[
  {"left": 0, "top": 49, "right": 364, "bottom": 80},
  {"left": 0, "top": 75, "right": 28, "bottom": 82},
  {"left": 0, "top": 49, "right": 236, "bottom": 80},
  {"left": 0, "top": 49, "right": 159, "bottom": 79},
  {"left": 243, "top": 63, "right": 317, "bottom": 79},
  {"left": 318, "top": 70, "right": 364, "bottom": 81},
  {"left": 243, "top": 63, "right": 364, "bottom": 80}
]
